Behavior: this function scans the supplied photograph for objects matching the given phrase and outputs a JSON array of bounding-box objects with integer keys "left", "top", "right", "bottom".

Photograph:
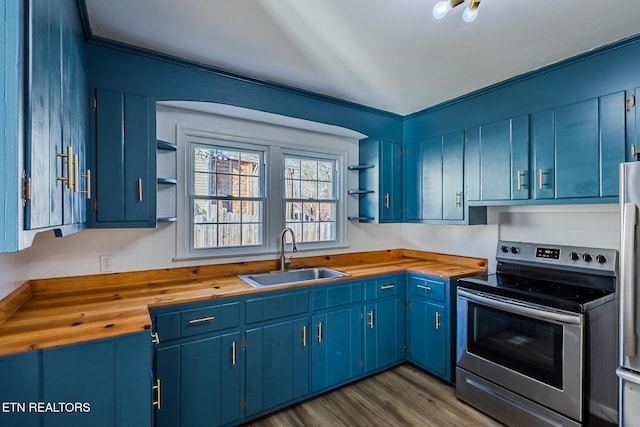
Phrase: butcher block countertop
[{"left": 0, "top": 249, "right": 487, "bottom": 357}]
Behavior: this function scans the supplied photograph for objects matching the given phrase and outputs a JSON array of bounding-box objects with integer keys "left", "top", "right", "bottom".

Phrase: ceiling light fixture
[{"left": 433, "top": 0, "right": 481, "bottom": 22}]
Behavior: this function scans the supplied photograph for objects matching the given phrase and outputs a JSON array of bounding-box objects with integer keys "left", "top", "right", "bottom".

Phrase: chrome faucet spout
[{"left": 279, "top": 228, "right": 297, "bottom": 271}]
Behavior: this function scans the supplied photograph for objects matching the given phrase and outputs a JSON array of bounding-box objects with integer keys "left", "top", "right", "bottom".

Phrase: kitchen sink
[{"left": 238, "top": 267, "right": 348, "bottom": 288}]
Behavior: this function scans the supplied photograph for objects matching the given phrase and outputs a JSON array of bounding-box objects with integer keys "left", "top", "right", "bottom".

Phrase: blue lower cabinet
[
  {"left": 0, "top": 332, "right": 152, "bottom": 427},
  {"left": 408, "top": 297, "right": 448, "bottom": 380},
  {"left": 154, "top": 332, "right": 241, "bottom": 427},
  {"left": 363, "top": 297, "right": 405, "bottom": 373},
  {"left": 245, "top": 318, "right": 310, "bottom": 417},
  {"left": 312, "top": 307, "right": 362, "bottom": 392}
]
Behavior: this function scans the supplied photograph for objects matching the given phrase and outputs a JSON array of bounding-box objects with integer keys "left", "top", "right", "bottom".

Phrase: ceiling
[{"left": 84, "top": 0, "right": 640, "bottom": 116}]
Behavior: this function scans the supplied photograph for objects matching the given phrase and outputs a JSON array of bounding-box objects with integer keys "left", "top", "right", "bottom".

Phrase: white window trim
[{"left": 168, "top": 107, "right": 363, "bottom": 261}]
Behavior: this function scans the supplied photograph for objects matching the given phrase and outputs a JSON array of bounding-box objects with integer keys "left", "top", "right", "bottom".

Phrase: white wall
[{"left": 0, "top": 204, "right": 620, "bottom": 300}]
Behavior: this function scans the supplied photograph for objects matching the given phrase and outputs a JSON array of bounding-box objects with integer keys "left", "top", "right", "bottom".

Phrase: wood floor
[{"left": 241, "top": 364, "right": 503, "bottom": 427}]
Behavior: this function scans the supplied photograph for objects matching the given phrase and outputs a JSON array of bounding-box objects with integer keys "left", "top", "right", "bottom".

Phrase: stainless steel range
[{"left": 456, "top": 241, "right": 618, "bottom": 427}]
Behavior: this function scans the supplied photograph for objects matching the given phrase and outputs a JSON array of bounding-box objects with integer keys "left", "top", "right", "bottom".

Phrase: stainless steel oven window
[{"left": 468, "top": 302, "right": 563, "bottom": 388}]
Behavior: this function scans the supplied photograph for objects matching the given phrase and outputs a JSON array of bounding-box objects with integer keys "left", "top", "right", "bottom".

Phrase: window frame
[
  {"left": 174, "top": 123, "right": 351, "bottom": 261},
  {"left": 281, "top": 150, "right": 340, "bottom": 247}
]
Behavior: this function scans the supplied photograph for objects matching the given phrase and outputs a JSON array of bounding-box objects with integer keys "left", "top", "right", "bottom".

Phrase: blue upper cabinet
[
  {"left": 90, "top": 89, "right": 156, "bottom": 227},
  {"left": 405, "top": 131, "right": 465, "bottom": 222},
  {"left": 0, "top": 0, "right": 23, "bottom": 252},
  {"left": 465, "top": 115, "right": 530, "bottom": 203},
  {"left": 533, "top": 92, "right": 626, "bottom": 201},
  {"left": 24, "top": 0, "right": 88, "bottom": 235},
  {"left": 356, "top": 138, "right": 402, "bottom": 223}
]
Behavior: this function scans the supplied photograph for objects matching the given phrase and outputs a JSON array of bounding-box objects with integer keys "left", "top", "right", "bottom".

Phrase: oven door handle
[{"left": 458, "top": 288, "right": 582, "bottom": 325}]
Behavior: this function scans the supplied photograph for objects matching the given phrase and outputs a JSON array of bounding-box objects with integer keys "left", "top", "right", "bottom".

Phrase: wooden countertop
[{"left": 0, "top": 249, "right": 487, "bottom": 357}]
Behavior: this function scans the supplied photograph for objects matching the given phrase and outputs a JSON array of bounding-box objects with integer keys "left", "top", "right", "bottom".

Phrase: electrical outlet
[{"left": 100, "top": 255, "right": 114, "bottom": 273}]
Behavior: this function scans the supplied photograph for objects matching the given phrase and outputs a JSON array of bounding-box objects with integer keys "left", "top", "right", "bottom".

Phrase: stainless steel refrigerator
[{"left": 619, "top": 161, "right": 640, "bottom": 426}]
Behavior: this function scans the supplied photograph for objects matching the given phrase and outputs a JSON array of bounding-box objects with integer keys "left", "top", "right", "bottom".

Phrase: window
[
  {"left": 191, "top": 143, "right": 265, "bottom": 249},
  {"left": 283, "top": 155, "right": 337, "bottom": 243}
]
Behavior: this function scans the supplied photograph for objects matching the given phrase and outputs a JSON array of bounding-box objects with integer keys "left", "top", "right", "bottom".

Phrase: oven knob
[
  {"left": 501, "top": 246, "right": 509, "bottom": 253},
  {"left": 510, "top": 247, "right": 519, "bottom": 254},
  {"left": 570, "top": 252, "right": 580, "bottom": 261},
  {"left": 596, "top": 254, "right": 607, "bottom": 264},
  {"left": 582, "top": 253, "right": 593, "bottom": 263}
]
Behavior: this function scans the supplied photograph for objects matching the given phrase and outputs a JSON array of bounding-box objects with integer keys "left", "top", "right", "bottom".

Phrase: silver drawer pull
[
  {"left": 417, "top": 284, "right": 432, "bottom": 291},
  {"left": 380, "top": 284, "right": 395, "bottom": 290},
  {"left": 188, "top": 316, "right": 215, "bottom": 324}
]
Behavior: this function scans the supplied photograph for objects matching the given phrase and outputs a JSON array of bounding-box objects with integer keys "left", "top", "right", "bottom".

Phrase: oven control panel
[{"left": 496, "top": 240, "right": 618, "bottom": 275}]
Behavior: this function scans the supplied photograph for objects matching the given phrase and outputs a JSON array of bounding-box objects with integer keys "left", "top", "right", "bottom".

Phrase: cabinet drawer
[
  {"left": 364, "top": 275, "right": 405, "bottom": 300},
  {"left": 408, "top": 276, "right": 446, "bottom": 302},
  {"left": 312, "top": 282, "right": 362, "bottom": 311},
  {"left": 245, "top": 291, "right": 309, "bottom": 324},
  {"left": 181, "top": 302, "right": 240, "bottom": 337}
]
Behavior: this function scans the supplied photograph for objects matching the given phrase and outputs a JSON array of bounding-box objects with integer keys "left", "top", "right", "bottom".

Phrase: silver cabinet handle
[
  {"left": 188, "top": 316, "right": 215, "bottom": 324},
  {"left": 73, "top": 154, "right": 80, "bottom": 192},
  {"left": 622, "top": 202, "right": 638, "bottom": 357},
  {"left": 454, "top": 191, "right": 462, "bottom": 207},
  {"left": 435, "top": 312, "right": 441, "bottom": 330},
  {"left": 632, "top": 144, "right": 637, "bottom": 157},
  {"left": 538, "top": 168, "right": 544, "bottom": 190},
  {"left": 152, "top": 379, "right": 161, "bottom": 410},
  {"left": 302, "top": 325, "right": 307, "bottom": 347},
  {"left": 368, "top": 310, "right": 375, "bottom": 329},
  {"left": 417, "top": 284, "right": 432, "bottom": 291},
  {"left": 137, "top": 178, "right": 143, "bottom": 202},
  {"left": 317, "top": 322, "right": 323, "bottom": 343},
  {"left": 384, "top": 193, "right": 390, "bottom": 209},
  {"left": 81, "top": 169, "right": 91, "bottom": 199},
  {"left": 380, "top": 284, "right": 395, "bottom": 290},
  {"left": 151, "top": 332, "right": 160, "bottom": 344},
  {"left": 516, "top": 170, "right": 523, "bottom": 190},
  {"left": 231, "top": 341, "right": 237, "bottom": 366},
  {"left": 56, "top": 146, "right": 74, "bottom": 189}
]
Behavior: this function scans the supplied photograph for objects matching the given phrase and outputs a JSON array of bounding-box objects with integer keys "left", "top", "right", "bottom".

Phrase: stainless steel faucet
[{"left": 279, "top": 227, "right": 297, "bottom": 271}]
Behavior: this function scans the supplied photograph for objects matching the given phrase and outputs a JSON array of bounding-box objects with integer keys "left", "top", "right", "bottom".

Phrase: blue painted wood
[
  {"left": 245, "top": 318, "right": 310, "bottom": 417},
  {"left": 408, "top": 298, "right": 448, "bottom": 379},
  {"left": 479, "top": 120, "right": 511, "bottom": 201},
  {"left": 442, "top": 131, "right": 464, "bottom": 220},
  {"left": 0, "top": 0, "right": 23, "bottom": 252},
  {"left": 245, "top": 291, "right": 308, "bottom": 324},
  {"left": 115, "top": 332, "right": 153, "bottom": 427},
  {"left": 380, "top": 141, "right": 402, "bottom": 222},
  {"left": 464, "top": 127, "right": 480, "bottom": 202},
  {"left": 0, "top": 350, "right": 42, "bottom": 427},
  {"left": 511, "top": 115, "right": 530, "bottom": 200},
  {"left": 363, "top": 274, "right": 405, "bottom": 300},
  {"left": 600, "top": 91, "right": 626, "bottom": 197},
  {"left": 312, "top": 281, "right": 361, "bottom": 311},
  {"left": 93, "top": 89, "right": 155, "bottom": 227},
  {"left": 403, "top": 141, "right": 422, "bottom": 220},
  {"left": 422, "top": 136, "right": 443, "bottom": 220},
  {"left": 85, "top": 45, "right": 403, "bottom": 143},
  {"left": 154, "top": 344, "right": 180, "bottom": 427},
  {"left": 555, "top": 98, "right": 600, "bottom": 198},
  {"left": 42, "top": 339, "right": 115, "bottom": 427},
  {"left": 532, "top": 109, "right": 555, "bottom": 199},
  {"left": 363, "top": 297, "right": 405, "bottom": 373},
  {"left": 312, "top": 307, "right": 362, "bottom": 392}
]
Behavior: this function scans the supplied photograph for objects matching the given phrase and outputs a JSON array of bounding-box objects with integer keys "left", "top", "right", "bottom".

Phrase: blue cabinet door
[
  {"left": 422, "top": 136, "right": 443, "bottom": 220},
  {"left": 156, "top": 332, "right": 241, "bottom": 427},
  {"left": 0, "top": 351, "right": 42, "bottom": 427},
  {"left": 600, "top": 91, "right": 626, "bottom": 196},
  {"left": 93, "top": 89, "right": 155, "bottom": 227},
  {"left": 363, "top": 297, "right": 405, "bottom": 373},
  {"left": 25, "top": 0, "right": 87, "bottom": 231},
  {"left": 555, "top": 98, "right": 599, "bottom": 198},
  {"left": 312, "top": 307, "right": 362, "bottom": 392},
  {"left": 0, "top": 0, "right": 23, "bottom": 252},
  {"left": 245, "top": 317, "right": 310, "bottom": 417},
  {"left": 511, "top": 115, "right": 530, "bottom": 200},
  {"left": 404, "top": 140, "right": 422, "bottom": 220},
  {"left": 532, "top": 109, "right": 555, "bottom": 199},
  {"left": 464, "top": 127, "right": 481, "bottom": 202},
  {"left": 408, "top": 298, "right": 448, "bottom": 380},
  {"left": 442, "top": 131, "right": 464, "bottom": 220},
  {"left": 380, "top": 141, "right": 402, "bottom": 222},
  {"left": 479, "top": 120, "right": 511, "bottom": 201}
]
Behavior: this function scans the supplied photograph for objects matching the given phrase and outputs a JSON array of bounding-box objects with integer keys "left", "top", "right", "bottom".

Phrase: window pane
[
  {"left": 194, "top": 224, "right": 217, "bottom": 249},
  {"left": 301, "top": 160, "right": 317, "bottom": 180},
  {"left": 285, "top": 158, "right": 301, "bottom": 179},
  {"left": 285, "top": 201, "right": 303, "bottom": 222},
  {"left": 319, "top": 203, "right": 335, "bottom": 222},
  {"left": 302, "top": 202, "right": 320, "bottom": 222},
  {"left": 318, "top": 182, "right": 333, "bottom": 199},
  {"left": 301, "top": 181, "right": 317, "bottom": 199},
  {"left": 318, "top": 161, "right": 333, "bottom": 181},
  {"left": 241, "top": 201, "right": 262, "bottom": 222},
  {"left": 284, "top": 179, "right": 300, "bottom": 199},
  {"left": 240, "top": 176, "right": 261, "bottom": 198},
  {"left": 320, "top": 222, "right": 335, "bottom": 241}
]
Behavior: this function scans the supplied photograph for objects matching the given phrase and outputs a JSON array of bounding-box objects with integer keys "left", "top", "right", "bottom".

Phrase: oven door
[{"left": 457, "top": 287, "right": 584, "bottom": 422}]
